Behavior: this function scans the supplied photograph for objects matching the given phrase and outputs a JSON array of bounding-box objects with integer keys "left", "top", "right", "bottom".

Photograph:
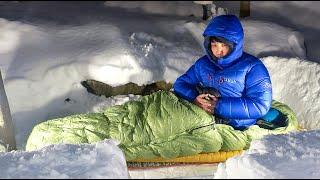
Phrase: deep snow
[{"left": 0, "top": 1, "right": 319, "bottom": 179}]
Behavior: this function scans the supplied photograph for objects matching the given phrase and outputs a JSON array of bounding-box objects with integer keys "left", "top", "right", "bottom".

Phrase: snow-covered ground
[{"left": 0, "top": 1, "right": 319, "bottom": 178}]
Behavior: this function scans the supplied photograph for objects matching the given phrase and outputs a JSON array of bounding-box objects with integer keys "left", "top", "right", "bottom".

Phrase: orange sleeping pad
[{"left": 129, "top": 150, "right": 243, "bottom": 164}]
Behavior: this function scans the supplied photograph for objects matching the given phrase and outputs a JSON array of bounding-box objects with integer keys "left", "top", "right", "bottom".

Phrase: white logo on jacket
[{"left": 218, "top": 76, "right": 236, "bottom": 84}]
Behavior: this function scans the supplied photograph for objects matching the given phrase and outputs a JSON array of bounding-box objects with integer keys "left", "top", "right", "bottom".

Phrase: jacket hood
[{"left": 203, "top": 15, "right": 244, "bottom": 68}]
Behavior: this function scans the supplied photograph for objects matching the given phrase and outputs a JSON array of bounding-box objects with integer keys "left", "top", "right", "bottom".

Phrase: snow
[
  {"left": 214, "top": 130, "right": 320, "bottom": 179},
  {"left": 251, "top": 1, "right": 320, "bottom": 63},
  {"left": 262, "top": 56, "right": 320, "bottom": 130},
  {"left": 104, "top": 1, "right": 203, "bottom": 17},
  {"left": 0, "top": 1, "right": 319, "bottom": 179},
  {"left": 0, "top": 139, "right": 130, "bottom": 178}
]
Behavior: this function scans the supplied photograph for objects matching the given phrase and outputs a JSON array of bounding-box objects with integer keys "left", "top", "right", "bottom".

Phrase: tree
[
  {"left": 0, "top": 70, "right": 16, "bottom": 152},
  {"left": 240, "top": 1, "right": 250, "bottom": 18}
]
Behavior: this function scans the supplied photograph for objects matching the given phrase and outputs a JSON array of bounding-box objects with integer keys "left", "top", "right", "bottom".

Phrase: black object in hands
[
  {"left": 195, "top": 84, "right": 230, "bottom": 125},
  {"left": 196, "top": 84, "right": 221, "bottom": 98}
]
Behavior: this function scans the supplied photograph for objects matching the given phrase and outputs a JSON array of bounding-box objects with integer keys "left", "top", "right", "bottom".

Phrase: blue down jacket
[{"left": 173, "top": 15, "right": 272, "bottom": 130}]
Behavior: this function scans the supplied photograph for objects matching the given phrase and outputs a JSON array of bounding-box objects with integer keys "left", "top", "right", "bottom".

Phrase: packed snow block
[
  {"left": 0, "top": 139, "right": 129, "bottom": 178},
  {"left": 26, "top": 91, "right": 298, "bottom": 162},
  {"left": 214, "top": 130, "right": 320, "bottom": 179}
]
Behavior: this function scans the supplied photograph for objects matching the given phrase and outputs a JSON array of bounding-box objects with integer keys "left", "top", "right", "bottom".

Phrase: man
[{"left": 173, "top": 15, "right": 272, "bottom": 130}]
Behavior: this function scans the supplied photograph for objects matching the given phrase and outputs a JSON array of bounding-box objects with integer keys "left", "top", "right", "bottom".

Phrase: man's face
[{"left": 211, "top": 40, "right": 230, "bottom": 58}]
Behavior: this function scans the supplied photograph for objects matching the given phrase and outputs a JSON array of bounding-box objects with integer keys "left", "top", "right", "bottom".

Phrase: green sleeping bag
[{"left": 26, "top": 91, "right": 299, "bottom": 161}]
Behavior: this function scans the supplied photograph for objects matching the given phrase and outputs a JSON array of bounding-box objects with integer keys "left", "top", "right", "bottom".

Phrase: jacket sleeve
[
  {"left": 215, "top": 63, "right": 273, "bottom": 119},
  {"left": 173, "top": 64, "right": 200, "bottom": 102}
]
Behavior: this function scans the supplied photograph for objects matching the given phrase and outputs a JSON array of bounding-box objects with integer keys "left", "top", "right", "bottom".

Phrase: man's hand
[{"left": 193, "top": 94, "right": 218, "bottom": 114}]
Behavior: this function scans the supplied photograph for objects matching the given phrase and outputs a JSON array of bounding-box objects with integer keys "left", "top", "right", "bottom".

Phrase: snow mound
[
  {"left": 0, "top": 139, "right": 129, "bottom": 179},
  {"left": 214, "top": 130, "right": 320, "bottom": 179},
  {"left": 243, "top": 20, "right": 307, "bottom": 59},
  {"left": 262, "top": 56, "right": 320, "bottom": 130}
]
